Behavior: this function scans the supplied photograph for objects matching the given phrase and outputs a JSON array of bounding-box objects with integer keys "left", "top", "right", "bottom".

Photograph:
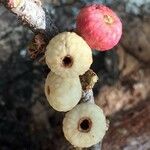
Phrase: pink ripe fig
[{"left": 76, "top": 4, "right": 122, "bottom": 51}]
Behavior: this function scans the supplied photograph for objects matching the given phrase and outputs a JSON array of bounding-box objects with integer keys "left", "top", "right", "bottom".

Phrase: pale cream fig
[
  {"left": 45, "top": 72, "right": 82, "bottom": 112},
  {"left": 45, "top": 32, "right": 93, "bottom": 77},
  {"left": 63, "top": 103, "right": 107, "bottom": 148}
]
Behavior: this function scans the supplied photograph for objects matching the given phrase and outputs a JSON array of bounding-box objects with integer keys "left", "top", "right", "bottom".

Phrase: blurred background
[{"left": 0, "top": 0, "right": 150, "bottom": 149}]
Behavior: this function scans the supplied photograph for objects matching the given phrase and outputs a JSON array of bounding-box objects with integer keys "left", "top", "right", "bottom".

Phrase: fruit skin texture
[
  {"left": 76, "top": 4, "right": 122, "bottom": 51},
  {"left": 45, "top": 72, "right": 82, "bottom": 112},
  {"left": 63, "top": 103, "right": 107, "bottom": 148},
  {"left": 45, "top": 32, "right": 93, "bottom": 78}
]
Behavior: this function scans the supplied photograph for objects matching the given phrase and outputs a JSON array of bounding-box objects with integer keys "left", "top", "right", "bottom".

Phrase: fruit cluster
[{"left": 44, "top": 4, "right": 122, "bottom": 148}]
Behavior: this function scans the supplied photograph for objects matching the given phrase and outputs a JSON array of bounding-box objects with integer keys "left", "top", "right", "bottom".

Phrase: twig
[
  {"left": 1, "top": 0, "right": 58, "bottom": 38},
  {"left": 1, "top": 0, "right": 59, "bottom": 58}
]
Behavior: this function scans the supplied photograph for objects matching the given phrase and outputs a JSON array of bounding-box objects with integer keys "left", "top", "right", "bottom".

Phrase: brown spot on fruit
[{"left": 47, "top": 86, "right": 50, "bottom": 95}]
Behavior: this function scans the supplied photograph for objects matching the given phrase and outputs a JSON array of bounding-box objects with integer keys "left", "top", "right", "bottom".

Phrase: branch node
[
  {"left": 80, "top": 69, "right": 98, "bottom": 91},
  {"left": 28, "top": 33, "right": 48, "bottom": 59}
]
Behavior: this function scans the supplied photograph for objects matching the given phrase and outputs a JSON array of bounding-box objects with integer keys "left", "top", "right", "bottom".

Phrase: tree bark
[{"left": 102, "top": 99, "right": 150, "bottom": 150}]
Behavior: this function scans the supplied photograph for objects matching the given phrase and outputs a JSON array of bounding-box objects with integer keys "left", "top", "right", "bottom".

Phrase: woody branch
[{"left": 0, "top": 1, "right": 104, "bottom": 149}]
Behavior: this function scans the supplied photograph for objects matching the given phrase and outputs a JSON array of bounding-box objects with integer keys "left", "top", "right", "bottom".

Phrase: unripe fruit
[
  {"left": 76, "top": 4, "right": 122, "bottom": 51},
  {"left": 45, "top": 32, "right": 93, "bottom": 77},
  {"left": 63, "top": 103, "right": 107, "bottom": 148},
  {"left": 45, "top": 72, "right": 82, "bottom": 112}
]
